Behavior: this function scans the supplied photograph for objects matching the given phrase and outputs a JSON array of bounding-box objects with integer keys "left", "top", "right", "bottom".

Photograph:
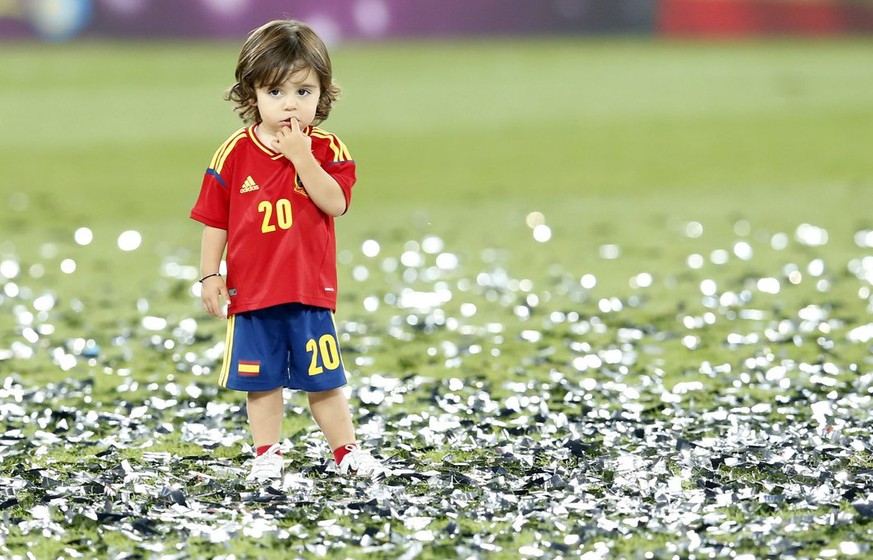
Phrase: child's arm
[
  {"left": 200, "top": 226, "right": 230, "bottom": 318},
  {"left": 272, "top": 119, "right": 347, "bottom": 217}
]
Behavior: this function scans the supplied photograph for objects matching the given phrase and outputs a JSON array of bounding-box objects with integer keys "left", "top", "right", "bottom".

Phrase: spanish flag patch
[{"left": 237, "top": 360, "right": 261, "bottom": 376}]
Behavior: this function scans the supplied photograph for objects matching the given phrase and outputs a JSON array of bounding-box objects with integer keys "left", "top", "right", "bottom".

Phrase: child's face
[{"left": 252, "top": 66, "right": 321, "bottom": 136}]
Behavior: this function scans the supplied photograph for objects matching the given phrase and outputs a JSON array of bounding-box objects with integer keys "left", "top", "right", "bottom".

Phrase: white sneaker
[
  {"left": 246, "top": 444, "right": 284, "bottom": 482},
  {"left": 336, "top": 445, "right": 384, "bottom": 477}
]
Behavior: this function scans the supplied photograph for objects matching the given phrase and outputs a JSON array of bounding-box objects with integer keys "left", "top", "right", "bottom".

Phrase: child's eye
[
  {"left": 268, "top": 89, "right": 282, "bottom": 96},
  {"left": 297, "top": 89, "right": 311, "bottom": 96}
]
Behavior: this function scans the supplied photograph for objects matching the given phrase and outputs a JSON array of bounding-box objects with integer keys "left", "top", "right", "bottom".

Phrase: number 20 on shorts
[{"left": 307, "top": 334, "right": 340, "bottom": 376}]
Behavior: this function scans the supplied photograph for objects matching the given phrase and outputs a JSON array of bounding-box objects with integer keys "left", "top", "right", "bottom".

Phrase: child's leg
[
  {"left": 308, "top": 388, "right": 355, "bottom": 451},
  {"left": 247, "top": 388, "right": 284, "bottom": 447}
]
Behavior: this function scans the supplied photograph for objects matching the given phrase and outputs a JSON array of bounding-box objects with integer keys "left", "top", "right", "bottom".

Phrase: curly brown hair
[{"left": 225, "top": 20, "right": 341, "bottom": 126}]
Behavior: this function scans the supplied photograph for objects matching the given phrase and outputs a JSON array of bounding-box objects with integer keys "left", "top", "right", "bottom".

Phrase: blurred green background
[
  {"left": 1, "top": 38, "right": 871, "bottom": 305},
  {"left": 1, "top": 0, "right": 872, "bottom": 370}
]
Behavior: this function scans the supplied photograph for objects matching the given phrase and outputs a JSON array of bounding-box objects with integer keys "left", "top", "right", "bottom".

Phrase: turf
[{"left": 1, "top": 36, "right": 873, "bottom": 559}]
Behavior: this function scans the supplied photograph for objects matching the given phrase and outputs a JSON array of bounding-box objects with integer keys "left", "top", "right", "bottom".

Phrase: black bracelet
[{"left": 199, "top": 272, "right": 221, "bottom": 283}]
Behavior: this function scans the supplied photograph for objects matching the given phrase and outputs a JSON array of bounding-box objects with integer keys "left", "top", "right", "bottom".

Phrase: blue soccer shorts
[{"left": 217, "top": 302, "right": 348, "bottom": 393}]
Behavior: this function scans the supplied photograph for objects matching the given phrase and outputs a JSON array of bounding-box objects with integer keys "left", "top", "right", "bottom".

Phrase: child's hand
[
  {"left": 272, "top": 119, "right": 312, "bottom": 164},
  {"left": 201, "top": 275, "right": 229, "bottom": 318}
]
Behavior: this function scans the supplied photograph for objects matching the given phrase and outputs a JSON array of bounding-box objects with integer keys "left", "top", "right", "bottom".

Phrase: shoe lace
[
  {"left": 340, "top": 447, "right": 380, "bottom": 475},
  {"left": 250, "top": 444, "right": 283, "bottom": 478}
]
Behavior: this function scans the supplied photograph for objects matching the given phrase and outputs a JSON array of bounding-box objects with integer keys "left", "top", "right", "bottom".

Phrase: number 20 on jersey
[{"left": 259, "top": 198, "right": 292, "bottom": 233}]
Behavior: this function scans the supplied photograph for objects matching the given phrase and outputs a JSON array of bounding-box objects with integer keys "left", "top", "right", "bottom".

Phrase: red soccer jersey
[{"left": 190, "top": 125, "right": 356, "bottom": 314}]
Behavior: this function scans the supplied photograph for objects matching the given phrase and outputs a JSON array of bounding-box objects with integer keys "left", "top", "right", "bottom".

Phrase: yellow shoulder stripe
[
  {"left": 209, "top": 128, "right": 247, "bottom": 173},
  {"left": 311, "top": 127, "right": 352, "bottom": 162}
]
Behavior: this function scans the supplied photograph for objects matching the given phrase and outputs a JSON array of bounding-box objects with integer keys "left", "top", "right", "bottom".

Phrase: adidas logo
[{"left": 240, "top": 176, "right": 259, "bottom": 193}]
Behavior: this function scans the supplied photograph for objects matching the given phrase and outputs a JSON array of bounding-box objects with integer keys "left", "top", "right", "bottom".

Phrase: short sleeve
[
  {"left": 311, "top": 128, "right": 356, "bottom": 214},
  {"left": 190, "top": 164, "right": 231, "bottom": 229}
]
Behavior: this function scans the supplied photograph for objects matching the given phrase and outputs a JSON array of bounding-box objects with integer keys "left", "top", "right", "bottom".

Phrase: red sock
[
  {"left": 333, "top": 443, "right": 357, "bottom": 464},
  {"left": 256, "top": 444, "right": 281, "bottom": 456}
]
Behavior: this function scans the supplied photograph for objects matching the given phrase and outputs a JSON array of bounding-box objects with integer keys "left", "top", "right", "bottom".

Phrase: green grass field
[{"left": 1, "top": 37, "right": 873, "bottom": 559}]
